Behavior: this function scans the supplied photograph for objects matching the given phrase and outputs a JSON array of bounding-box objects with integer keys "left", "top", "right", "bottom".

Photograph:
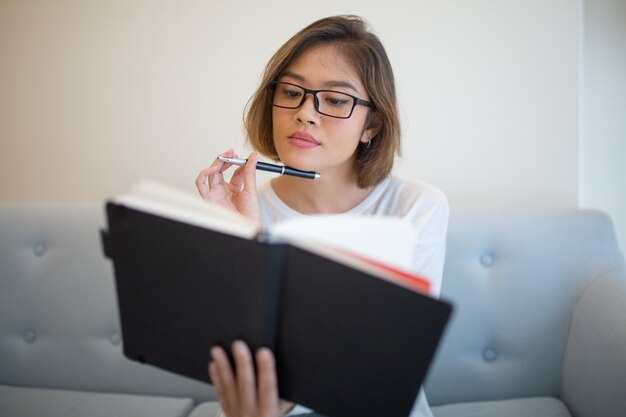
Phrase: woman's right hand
[{"left": 195, "top": 150, "right": 262, "bottom": 225}]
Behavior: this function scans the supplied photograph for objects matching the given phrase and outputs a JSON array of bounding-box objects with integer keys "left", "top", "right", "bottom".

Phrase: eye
[
  {"left": 279, "top": 86, "right": 302, "bottom": 99},
  {"left": 323, "top": 94, "right": 351, "bottom": 107}
]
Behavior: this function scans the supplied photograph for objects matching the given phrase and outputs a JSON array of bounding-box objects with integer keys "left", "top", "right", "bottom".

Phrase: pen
[{"left": 217, "top": 156, "right": 321, "bottom": 180}]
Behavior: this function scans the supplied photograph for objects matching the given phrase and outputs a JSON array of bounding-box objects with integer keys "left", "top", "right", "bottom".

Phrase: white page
[
  {"left": 112, "top": 179, "right": 258, "bottom": 239},
  {"left": 268, "top": 215, "right": 417, "bottom": 271}
]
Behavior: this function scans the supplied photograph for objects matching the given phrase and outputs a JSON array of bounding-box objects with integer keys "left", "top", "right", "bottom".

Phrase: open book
[{"left": 101, "top": 179, "right": 452, "bottom": 417}]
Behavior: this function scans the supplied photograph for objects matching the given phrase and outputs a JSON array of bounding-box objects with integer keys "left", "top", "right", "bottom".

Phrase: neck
[{"left": 271, "top": 169, "right": 373, "bottom": 215}]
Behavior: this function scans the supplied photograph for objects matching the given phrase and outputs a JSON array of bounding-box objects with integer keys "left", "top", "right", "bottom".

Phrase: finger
[
  {"left": 207, "top": 166, "right": 224, "bottom": 190},
  {"left": 233, "top": 340, "right": 257, "bottom": 413},
  {"left": 195, "top": 170, "right": 209, "bottom": 197},
  {"left": 195, "top": 166, "right": 219, "bottom": 197},
  {"left": 211, "top": 346, "right": 238, "bottom": 410},
  {"left": 196, "top": 149, "right": 233, "bottom": 196},
  {"left": 204, "top": 150, "right": 235, "bottom": 179},
  {"left": 210, "top": 149, "right": 244, "bottom": 188},
  {"left": 215, "top": 149, "right": 238, "bottom": 174},
  {"left": 219, "top": 149, "right": 236, "bottom": 159},
  {"left": 204, "top": 149, "right": 235, "bottom": 176},
  {"left": 256, "top": 347, "right": 279, "bottom": 413},
  {"left": 208, "top": 360, "right": 219, "bottom": 389},
  {"left": 208, "top": 362, "right": 226, "bottom": 408},
  {"left": 229, "top": 165, "right": 246, "bottom": 190},
  {"left": 242, "top": 152, "right": 259, "bottom": 195}
]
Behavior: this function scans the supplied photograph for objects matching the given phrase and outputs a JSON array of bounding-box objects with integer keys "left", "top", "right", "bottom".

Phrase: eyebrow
[{"left": 280, "top": 71, "right": 359, "bottom": 93}]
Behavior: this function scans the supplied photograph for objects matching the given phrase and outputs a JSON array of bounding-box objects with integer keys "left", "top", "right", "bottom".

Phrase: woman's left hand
[{"left": 209, "top": 341, "right": 295, "bottom": 417}]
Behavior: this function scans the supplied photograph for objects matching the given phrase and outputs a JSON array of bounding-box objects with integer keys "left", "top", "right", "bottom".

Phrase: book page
[
  {"left": 112, "top": 179, "right": 258, "bottom": 239},
  {"left": 268, "top": 215, "right": 416, "bottom": 270},
  {"left": 268, "top": 216, "right": 430, "bottom": 293}
]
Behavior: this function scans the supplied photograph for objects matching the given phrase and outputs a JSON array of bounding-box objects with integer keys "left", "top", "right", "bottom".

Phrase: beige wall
[{"left": 1, "top": 0, "right": 580, "bottom": 208}]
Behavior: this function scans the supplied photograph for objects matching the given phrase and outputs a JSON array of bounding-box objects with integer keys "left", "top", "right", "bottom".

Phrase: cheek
[
  {"left": 272, "top": 107, "right": 291, "bottom": 124},
  {"left": 271, "top": 109, "right": 286, "bottom": 138},
  {"left": 328, "top": 119, "right": 366, "bottom": 142}
]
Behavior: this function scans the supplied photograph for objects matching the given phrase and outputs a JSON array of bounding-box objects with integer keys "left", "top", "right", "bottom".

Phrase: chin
[{"left": 276, "top": 150, "right": 319, "bottom": 172}]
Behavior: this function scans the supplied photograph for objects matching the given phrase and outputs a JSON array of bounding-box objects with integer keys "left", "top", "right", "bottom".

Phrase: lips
[{"left": 288, "top": 131, "right": 320, "bottom": 148}]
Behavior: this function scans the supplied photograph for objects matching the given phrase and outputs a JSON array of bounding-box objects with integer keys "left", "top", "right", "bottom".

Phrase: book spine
[{"left": 259, "top": 242, "right": 287, "bottom": 348}]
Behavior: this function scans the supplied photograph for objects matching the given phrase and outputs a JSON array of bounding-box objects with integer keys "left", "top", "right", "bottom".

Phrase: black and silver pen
[{"left": 217, "top": 156, "right": 321, "bottom": 180}]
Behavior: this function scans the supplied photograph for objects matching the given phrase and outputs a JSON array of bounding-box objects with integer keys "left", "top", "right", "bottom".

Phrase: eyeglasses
[{"left": 267, "top": 81, "right": 375, "bottom": 119}]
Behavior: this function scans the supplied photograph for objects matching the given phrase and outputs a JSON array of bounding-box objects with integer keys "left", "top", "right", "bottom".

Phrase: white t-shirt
[{"left": 217, "top": 174, "right": 449, "bottom": 417}]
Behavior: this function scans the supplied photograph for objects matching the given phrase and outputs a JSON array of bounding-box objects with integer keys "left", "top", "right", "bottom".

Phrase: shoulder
[
  {"left": 385, "top": 174, "right": 446, "bottom": 202},
  {"left": 376, "top": 175, "right": 448, "bottom": 218},
  {"left": 371, "top": 174, "right": 449, "bottom": 243},
  {"left": 376, "top": 176, "right": 448, "bottom": 288}
]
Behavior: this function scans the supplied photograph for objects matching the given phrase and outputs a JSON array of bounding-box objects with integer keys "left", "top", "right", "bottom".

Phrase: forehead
[{"left": 280, "top": 44, "right": 365, "bottom": 93}]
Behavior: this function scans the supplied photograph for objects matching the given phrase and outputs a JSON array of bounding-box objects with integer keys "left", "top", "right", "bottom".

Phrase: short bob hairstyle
[{"left": 245, "top": 15, "right": 400, "bottom": 188}]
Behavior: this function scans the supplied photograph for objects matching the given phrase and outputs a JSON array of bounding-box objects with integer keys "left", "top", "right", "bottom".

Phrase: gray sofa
[{"left": 1, "top": 205, "right": 625, "bottom": 417}]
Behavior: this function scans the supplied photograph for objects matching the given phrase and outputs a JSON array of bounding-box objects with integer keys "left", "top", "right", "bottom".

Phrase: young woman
[{"left": 195, "top": 15, "right": 448, "bottom": 417}]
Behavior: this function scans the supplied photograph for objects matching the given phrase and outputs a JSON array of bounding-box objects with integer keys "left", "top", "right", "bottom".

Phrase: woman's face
[{"left": 271, "top": 44, "right": 375, "bottom": 178}]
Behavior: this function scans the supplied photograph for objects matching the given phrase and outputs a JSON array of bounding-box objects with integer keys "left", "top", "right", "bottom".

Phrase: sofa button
[
  {"left": 480, "top": 254, "right": 494, "bottom": 268},
  {"left": 110, "top": 331, "right": 121, "bottom": 345},
  {"left": 33, "top": 243, "right": 47, "bottom": 257},
  {"left": 483, "top": 348, "right": 497, "bottom": 362},
  {"left": 24, "top": 329, "right": 37, "bottom": 343}
]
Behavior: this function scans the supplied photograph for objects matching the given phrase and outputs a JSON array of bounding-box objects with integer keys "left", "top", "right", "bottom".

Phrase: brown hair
[{"left": 245, "top": 15, "right": 400, "bottom": 188}]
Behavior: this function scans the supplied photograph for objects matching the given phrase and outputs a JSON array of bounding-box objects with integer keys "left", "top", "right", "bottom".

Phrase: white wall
[
  {"left": 0, "top": 1, "right": 580, "bottom": 210},
  {"left": 580, "top": 0, "right": 626, "bottom": 254}
]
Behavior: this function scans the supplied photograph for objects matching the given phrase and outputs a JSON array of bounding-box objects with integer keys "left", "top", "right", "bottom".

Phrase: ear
[{"left": 360, "top": 112, "right": 382, "bottom": 144}]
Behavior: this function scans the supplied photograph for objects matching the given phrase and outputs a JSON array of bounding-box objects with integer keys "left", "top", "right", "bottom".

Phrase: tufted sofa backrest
[
  {"left": 1, "top": 205, "right": 624, "bottom": 405},
  {"left": 424, "top": 208, "right": 625, "bottom": 405},
  {"left": 0, "top": 204, "right": 214, "bottom": 401}
]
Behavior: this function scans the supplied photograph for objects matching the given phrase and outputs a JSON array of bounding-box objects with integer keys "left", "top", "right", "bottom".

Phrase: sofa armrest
[{"left": 562, "top": 269, "right": 626, "bottom": 417}]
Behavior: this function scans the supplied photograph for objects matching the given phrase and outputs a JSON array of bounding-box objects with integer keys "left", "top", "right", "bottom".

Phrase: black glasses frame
[{"left": 267, "top": 81, "right": 375, "bottom": 119}]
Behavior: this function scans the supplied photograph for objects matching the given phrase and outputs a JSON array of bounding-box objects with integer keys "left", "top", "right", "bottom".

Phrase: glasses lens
[
  {"left": 317, "top": 91, "right": 355, "bottom": 118},
  {"left": 271, "top": 83, "right": 305, "bottom": 108},
  {"left": 269, "top": 82, "right": 357, "bottom": 118}
]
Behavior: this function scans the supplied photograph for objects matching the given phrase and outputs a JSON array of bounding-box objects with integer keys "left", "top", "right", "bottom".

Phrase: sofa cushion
[
  {"left": 425, "top": 209, "right": 624, "bottom": 405},
  {"left": 0, "top": 385, "right": 194, "bottom": 417},
  {"left": 431, "top": 396, "right": 571, "bottom": 417},
  {"left": 0, "top": 204, "right": 214, "bottom": 402}
]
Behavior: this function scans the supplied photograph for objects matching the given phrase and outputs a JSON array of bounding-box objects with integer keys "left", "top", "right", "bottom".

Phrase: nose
[{"left": 294, "top": 92, "right": 320, "bottom": 125}]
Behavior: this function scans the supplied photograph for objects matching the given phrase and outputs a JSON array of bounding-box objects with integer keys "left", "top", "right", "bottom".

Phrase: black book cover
[
  {"left": 102, "top": 202, "right": 452, "bottom": 417},
  {"left": 276, "top": 245, "right": 451, "bottom": 417},
  {"left": 105, "top": 203, "right": 286, "bottom": 382}
]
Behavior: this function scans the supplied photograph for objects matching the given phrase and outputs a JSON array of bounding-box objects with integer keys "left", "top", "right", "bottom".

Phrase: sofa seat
[
  {"left": 0, "top": 385, "right": 195, "bottom": 417},
  {"left": 186, "top": 402, "right": 222, "bottom": 417},
  {"left": 432, "top": 396, "right": 571, "bottom": 417}
]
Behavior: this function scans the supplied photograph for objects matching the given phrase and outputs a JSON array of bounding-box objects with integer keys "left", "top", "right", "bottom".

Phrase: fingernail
[
  {"left": 257, "top": 348, "right": 273, "bottom": 363},
  {"left": 233, "top": 340, "right": 246, "bottom": 354},
  {"left": 210, "top": 346, "right": 222, "bottom": 360}
]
